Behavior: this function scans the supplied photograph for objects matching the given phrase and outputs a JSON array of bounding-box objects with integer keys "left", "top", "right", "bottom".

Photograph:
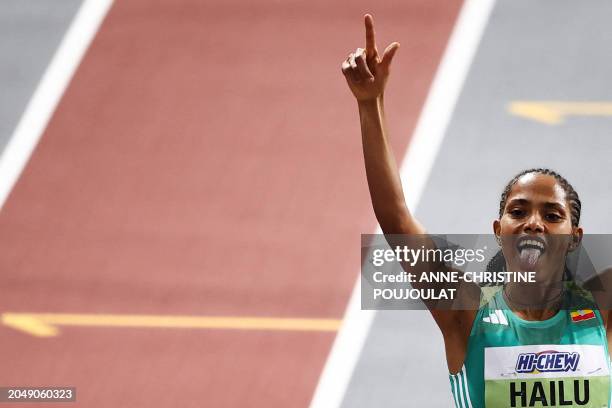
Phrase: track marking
[
  {"left": 1, "top": 313, "right": 342, "bottom": 337},
  {"left": 508, "top": 101, "right": 612, "bottom": 125},
  {"left": 308, "top": 1, "right": 496, "bottom": 407},
  {"left": 0, "top": 0, "right": 114, "bottom": 211}
]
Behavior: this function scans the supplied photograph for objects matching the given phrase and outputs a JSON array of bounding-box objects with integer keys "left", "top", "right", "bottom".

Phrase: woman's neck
[{"left": 503, "top": 281, "right": 565, "bottom": 321}]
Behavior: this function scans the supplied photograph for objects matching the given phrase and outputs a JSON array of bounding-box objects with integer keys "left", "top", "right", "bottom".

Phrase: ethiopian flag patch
[{"left": 571, "top": 309, "right": 595, "bottom": 322}]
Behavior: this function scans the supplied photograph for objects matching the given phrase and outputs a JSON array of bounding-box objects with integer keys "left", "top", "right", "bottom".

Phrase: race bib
[{"left": 485, "top": 345, "right": 610, "bottom": 407}]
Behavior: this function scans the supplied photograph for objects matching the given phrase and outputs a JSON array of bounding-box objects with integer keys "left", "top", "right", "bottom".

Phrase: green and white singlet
[{"left": 449, "top": 287, "right": 611, "bottom": 408}]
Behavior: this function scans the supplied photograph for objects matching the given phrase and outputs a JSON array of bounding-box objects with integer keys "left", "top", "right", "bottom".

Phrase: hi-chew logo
[{"left": 515, "top": 351, "right": 580, "bottom": 374}]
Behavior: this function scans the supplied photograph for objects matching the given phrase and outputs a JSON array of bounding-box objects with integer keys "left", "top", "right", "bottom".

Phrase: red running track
[{"left": 0, "top": 0, "right": 461, "bottom": 406}]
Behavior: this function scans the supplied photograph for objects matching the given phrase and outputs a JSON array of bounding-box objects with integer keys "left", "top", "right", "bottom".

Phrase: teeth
[{"left": 518, "top": 239, "right": 544, "bottom": 250}]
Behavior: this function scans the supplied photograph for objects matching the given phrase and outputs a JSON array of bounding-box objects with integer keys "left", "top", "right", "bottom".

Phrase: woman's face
[{"left": 493, "top": 173, "right": 582, "bottom": 275}]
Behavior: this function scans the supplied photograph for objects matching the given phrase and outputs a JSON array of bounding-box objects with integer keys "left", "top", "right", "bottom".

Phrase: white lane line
[
  {"left": 0, "top": 0, "right": 114, "bottom": 211},
  {"left": 308, "top": 0, "right": 496, "bottom": 407}
]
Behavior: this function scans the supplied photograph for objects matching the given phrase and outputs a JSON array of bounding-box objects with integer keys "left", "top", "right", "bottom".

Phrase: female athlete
[{"left": 341, "top": 14, "right": 611, "bottom": 408}]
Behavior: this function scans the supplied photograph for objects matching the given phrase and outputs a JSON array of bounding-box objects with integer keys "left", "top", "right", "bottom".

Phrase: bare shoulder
[
  {"left": 433, "top": 282, "right": 481, "bottom": 349},
  {"left": 582, "top": 266, "right": 612, "bottom": 323},
  {"left": 419, "top": 267, "right": 482, "bottom": 337}
]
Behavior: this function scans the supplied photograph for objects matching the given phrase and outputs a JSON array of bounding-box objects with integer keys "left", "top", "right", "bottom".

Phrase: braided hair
[
  {"left": 498, "top": 168, "right": 581, "bottom": 228},
  {"left": 486, "top": 168, "right": 582, "bottom": 274}
]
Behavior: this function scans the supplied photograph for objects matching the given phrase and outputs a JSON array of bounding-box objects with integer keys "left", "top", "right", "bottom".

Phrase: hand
[{"left": 341, "top": 14, "right": 400, "bottom": 102}]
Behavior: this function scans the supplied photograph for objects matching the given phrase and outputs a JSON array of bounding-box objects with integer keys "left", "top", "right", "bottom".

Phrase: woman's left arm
[
  {"left": 582, "top": 267, "right": 611, "bottom": 344},
  {"left": 607, "top": 311, "right": 611, "bottom": 351}
]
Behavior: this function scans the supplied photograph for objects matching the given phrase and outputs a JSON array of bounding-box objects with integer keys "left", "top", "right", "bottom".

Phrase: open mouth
[{"left": 516, "top": 236, "right": 546, "bottom": 270}]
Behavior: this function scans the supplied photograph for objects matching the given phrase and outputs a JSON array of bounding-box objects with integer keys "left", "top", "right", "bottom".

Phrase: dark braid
[
  {"left": 485, "top": 250, "right": 506, "bottom": 274},
  {"left": 487, "top": 168, "right": 582, "bottom": 277},
  {"left": 498, "top": 168, "right": 581, "bottom": 227}
]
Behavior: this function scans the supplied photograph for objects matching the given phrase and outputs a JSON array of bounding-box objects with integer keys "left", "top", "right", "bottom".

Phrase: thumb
[{"left": 379, "top": 42, "right": 400, "bottom": 71}]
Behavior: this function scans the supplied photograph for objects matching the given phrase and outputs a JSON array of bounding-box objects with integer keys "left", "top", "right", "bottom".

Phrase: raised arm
[
  {"left": 341, "top": 14, "right": 423, "bottom": 235},
  {"left": 340, "top": 16, "right": 480, "bottom": 373}
]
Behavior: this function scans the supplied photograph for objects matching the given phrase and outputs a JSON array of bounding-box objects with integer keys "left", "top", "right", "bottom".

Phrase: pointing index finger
[{"left": 365, "top": 14, "right": 377, "bottom": 58}]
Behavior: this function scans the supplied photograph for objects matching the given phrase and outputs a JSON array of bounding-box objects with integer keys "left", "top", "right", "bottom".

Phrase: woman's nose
[{"left": 523, "top": 213, "right": 544, "bottom": 233}]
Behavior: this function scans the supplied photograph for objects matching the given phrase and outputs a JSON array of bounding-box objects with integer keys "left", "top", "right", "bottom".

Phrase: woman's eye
[
  {"left": 509, "top": 209, "right": 524, "bottom": 217},
  {"left": 545, "top": 213, "right": 561, "bottom": 221}
]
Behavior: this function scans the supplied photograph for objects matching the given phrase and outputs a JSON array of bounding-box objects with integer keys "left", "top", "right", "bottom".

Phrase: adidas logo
[{"left": 483, "top": 309, "right": 508, "bottom": 325}]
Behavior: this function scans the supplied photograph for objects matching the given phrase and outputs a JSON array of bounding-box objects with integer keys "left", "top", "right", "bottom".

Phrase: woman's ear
[
  {"left": 493, "top": 220, "right": 501, "bottom": 242},
  {"left": 493, "top": 220, "right": 501, "bottom": 237},
  {"left": 568, "top": 227, "right": 583, "bottom": 252}
]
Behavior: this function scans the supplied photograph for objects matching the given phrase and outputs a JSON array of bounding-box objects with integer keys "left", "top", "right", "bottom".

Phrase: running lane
[{"left": 0, "top": 0, "right": 461, "bottom": 406}]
